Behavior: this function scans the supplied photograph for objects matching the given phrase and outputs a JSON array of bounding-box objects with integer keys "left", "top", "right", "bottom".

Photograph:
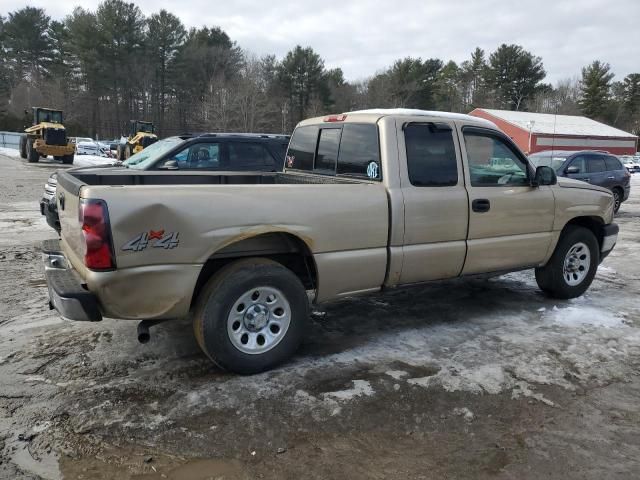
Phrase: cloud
[{"left": 1, "top": 0, "right": 638, "bottom": 83}]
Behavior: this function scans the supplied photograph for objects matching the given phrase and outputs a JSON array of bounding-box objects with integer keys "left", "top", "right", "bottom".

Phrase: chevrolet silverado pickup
[{"left": 43, "top": 109, "right": 619, "bottom": 374}]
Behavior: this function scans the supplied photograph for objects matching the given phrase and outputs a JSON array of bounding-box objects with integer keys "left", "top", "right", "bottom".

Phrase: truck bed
[{"left": 61, "top": 169, "right": 361, "bottom": 192}]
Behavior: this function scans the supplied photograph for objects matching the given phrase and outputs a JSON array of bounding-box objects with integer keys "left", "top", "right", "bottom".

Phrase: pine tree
[{"left": 578, "top": 60, "right": 614, "bottom": 121}]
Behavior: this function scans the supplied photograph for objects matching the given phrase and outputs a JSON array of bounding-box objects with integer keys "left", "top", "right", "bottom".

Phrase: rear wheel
[
  {"left": 124, "top": 144, "right": 132, "bottom": 159},
  {"left": 612, "top": 188, "right": 622, "bottom": 214},
  {"left": 62, "top": 154, "right": 74, "bottom": 165},
  {"left": 192, "top": 258, "right": 309, "bottom": 374},
  {"left": 26, "top": 139, "right": 39, "bottom": 163},
  {"left": 19, "top": 136, "right": 27, "bottom": 159},
  {"left": 535, "top": 225, "right": 599, "bottom": 299}
]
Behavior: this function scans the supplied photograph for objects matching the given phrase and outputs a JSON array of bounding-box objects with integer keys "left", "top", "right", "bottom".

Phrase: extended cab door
[
  {"left": 459, "top": 126, "right": 555, "bottom": 275},
  {"left": 396, "top": 119, "right": 469, "bottom": 284}
]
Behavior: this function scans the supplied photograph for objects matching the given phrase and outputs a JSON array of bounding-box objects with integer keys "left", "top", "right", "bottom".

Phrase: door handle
[
  {"left": 472, "top": 198, "right": 490, "bottom": 213},
  {"left": 607, "top": 176, "right": 615, "bottom": 180}
]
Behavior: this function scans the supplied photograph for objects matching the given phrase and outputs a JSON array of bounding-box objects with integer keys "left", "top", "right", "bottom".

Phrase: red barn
[{"left": 469, "top": 108, "right": 638, "bottom": 155}]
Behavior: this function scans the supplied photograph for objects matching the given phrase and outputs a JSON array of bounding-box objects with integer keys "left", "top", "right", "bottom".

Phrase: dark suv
[
  {"left": 40, "top": 133, "right": 290, "bottom": 232},
  {"left": 529, "top": 150, "right": 631, "bottom": 213}
]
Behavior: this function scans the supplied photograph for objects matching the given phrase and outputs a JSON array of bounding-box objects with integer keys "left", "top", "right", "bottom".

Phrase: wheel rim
[
  {"left": 227, "top": 286, "right": 291, "bottom": 355},
  {"left": 563, "top": 242, "right": 591, "bottom": 286},
  {"left": 613, "top": 191, "right": 621, "bottom": 211}
]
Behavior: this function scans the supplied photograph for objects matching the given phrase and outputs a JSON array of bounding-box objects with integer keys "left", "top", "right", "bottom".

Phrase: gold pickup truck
[{"left": 43, "top": 109, "right": 618, "bottom": 374}]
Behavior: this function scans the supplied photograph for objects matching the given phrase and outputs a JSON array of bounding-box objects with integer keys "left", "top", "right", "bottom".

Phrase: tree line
[{"left": 0, "top": 2, "right": 638, "bottom": 139}]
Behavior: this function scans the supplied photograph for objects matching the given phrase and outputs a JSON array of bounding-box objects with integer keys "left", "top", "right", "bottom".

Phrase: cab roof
[{"left": 298, "top": 108, "right": 497, "bottom": 129}]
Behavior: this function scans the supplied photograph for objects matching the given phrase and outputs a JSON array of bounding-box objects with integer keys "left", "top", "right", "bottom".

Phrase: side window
[
  {"left": 605, "top": 156, "right": 622, "bottom": 171},
  {"left": 587, "top": 156, "right": 606, "bottom": 173},
  {"left": 228, "top": 143, "right": 275, "bottom": 170},
  {"left": 404, "top": 124, "right": 457, "bottom": 186},
  {"left": 286, "top": 126, "right": 318, "bottom": 171},
  {"left": 168, "top": 143, "right": 220, "bottom": 169},
  {"left": 463, "top": 131, "right": 529, "bottom": 186},
  {"left": 568, "top": 156, "right": 586, "bottom": 173},
  {"left": 337, "top": 124, "right": 381, "bottom": 180},
  {"left": 315, "top": 128, "right": 341, "bottom": 172}
]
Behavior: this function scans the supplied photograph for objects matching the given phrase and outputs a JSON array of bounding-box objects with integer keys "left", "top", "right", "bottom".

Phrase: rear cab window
[{"left": 286, "top": 123, "right": 381, "bottom": 181}]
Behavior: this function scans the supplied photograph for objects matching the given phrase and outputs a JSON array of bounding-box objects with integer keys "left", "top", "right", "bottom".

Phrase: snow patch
[
  {"left": 452, "top": 407, "right": 475, "bottom": 422},
  {"left": 72, "top": 155, "right": 117, "bottom": 168},
  {"left": 322, "top": 380, "right": 374, "bottom": 401},
  {"left": 545, "top": 306, "right": 624, "bottom": 328},
  {"left": 0, "top": 146, "right": 21, "bottom": 158},
  {"left": 385, "top": 370, "right": 409, "bottom": 380}
]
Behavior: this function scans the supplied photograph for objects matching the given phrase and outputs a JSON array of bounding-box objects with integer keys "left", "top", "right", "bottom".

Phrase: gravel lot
[{"left": 0, "top": 152, "right": 639, "bottom": 480}]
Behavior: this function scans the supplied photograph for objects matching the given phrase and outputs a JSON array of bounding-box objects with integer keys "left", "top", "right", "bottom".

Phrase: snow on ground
[
  {"left": 0, "top": 146, "right": 21, "bottom": 158},
  {"left": 72, "top": 154, "right": 117, "bottom": 167}
]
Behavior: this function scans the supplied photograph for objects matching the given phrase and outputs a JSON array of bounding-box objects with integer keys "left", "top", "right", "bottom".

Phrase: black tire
[
  {"left": 19, "top": 136, "right": 27, "bottom": 159},
  {"left": 535, "top": 225, "right": 599, "bottom": 299},
  {"left": 192, "top": 258, "right": 309, "bottom": 374},
  {"left": 124, "top": 144, "right": 132, "bottom": 159},
  {"left": 117, "top": 144, "right": 124, "bottom": 161},
  {"left": 612, "top": 188, "right": 622, "bottom": 214},
  {"left": 26, "top": 139, "right": 39, "bottom": 163},
  {"left": 62, "top": 154, "right": 74, "bottom": 165}
]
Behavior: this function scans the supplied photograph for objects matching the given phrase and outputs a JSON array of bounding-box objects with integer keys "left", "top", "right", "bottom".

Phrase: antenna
[{"left": 551, "top": 103, "right": 558, "bottom": 154}]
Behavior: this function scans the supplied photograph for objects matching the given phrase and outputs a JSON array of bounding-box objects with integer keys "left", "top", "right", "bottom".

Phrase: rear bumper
[
  {"left": 43, "top": 239, "right": 102, "bottom": 322},
  {"left": 600, "top": 223, "right": 618, "bottom": 262}
]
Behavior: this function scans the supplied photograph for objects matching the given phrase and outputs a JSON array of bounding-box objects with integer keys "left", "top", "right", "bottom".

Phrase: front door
[{"left": 460, "top": 126, "right": 555, "bottom": 275}]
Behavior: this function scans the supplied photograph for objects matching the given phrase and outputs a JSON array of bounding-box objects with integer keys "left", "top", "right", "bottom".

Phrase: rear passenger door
[
  {"left": 397, "top": 120, "right": 469, "bottom": 284},
  {"left": 586, "top": 154, "right": 609, "bottom": 188},
  {"left": 227, "top": 142, "right": 277, "bottom": 171}
]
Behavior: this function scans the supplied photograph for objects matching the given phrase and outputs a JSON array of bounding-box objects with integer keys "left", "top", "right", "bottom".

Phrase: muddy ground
[{"left": 0, "top": 152, "right": 638, "bottom": 480}]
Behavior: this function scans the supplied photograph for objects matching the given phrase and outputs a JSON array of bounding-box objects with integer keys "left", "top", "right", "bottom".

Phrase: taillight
[
  {"left": 323, "top": 114, "right": 347, "bottom": 122},
  {"left": 79, "top": 199, "right": 115, "bottom": 270}
]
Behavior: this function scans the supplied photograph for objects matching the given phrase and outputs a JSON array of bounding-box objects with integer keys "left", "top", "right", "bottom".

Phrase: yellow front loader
[
  {"left": 117, "top": 120, "right": 158, "bottom": 160},
  {"left": 19, "top": 107, "right": 75, "bottom": 164}
]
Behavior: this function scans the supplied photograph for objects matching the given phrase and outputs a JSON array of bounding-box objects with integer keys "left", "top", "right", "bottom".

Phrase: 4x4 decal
[{"left": 122, "top": 230, "right": 179, "bottom": 252}]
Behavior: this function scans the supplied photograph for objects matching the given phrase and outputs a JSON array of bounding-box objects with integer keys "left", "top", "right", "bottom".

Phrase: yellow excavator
[
  {"left": 117, "top": 120, "right": 158, "bottom": 160},
  {"left": 19, "top": 107, "right": 75, "bottom": 164}
]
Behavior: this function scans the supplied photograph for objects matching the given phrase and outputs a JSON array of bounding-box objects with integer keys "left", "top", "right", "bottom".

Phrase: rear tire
[
  {"left": 124, "top": 144, "right": 132, "bottom": 159},
  {"left": 612, "top": 188, "right": 622, "bottom": 214},
  {"left": 19, "top": 136, "right": 27, "bottom": 159},
  {"left": 26, "top": 139, "right": 39, "bottom": 163},
  {"left": 62, "top": 154, "right": 74, "bottom": 165},
  {"left": 192, "top": 258, "right": 309, "bottom": 374},
  {"left": 535, "top": 225, "right": 599, "bottom": 299}
]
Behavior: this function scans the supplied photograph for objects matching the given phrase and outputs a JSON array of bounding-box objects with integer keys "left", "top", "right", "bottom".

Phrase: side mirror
[
  {"left": 566, "top": 166, "right": 580, "bottom": 174},
  {"left": 159, "top": 160, "right": 179, "bottom": 170},
  {"left": 533, "top": 166, "right": 557, "bottom": 187}
]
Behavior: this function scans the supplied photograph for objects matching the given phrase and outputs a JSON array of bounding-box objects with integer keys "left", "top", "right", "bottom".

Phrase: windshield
[
  {"left": 124, "top": 137, "right": 184, "bottom": 169},
  {"left": 529, "top": 153, "right": 566, "bottom": 171},
  {"left": 37, "top": 110, "right": 63, "bottom": 124},
  {"left": 137, "top": 122, "right": 154, "bottom": 133}
]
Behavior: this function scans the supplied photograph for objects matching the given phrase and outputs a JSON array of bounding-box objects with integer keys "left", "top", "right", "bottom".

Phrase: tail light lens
[{"left": 79, "top": 199, "right": 115, "bottom": 270}]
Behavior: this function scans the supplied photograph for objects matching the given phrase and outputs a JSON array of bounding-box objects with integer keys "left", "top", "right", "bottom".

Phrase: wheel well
[
  {"left": 190, "top": 232, "right": 317, "bottom": 309},
  {"left": 563, "top": 216, "right": 604, "bottom": 249}
]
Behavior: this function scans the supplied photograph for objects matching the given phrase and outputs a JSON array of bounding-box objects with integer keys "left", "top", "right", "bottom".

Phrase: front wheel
[
  {"left": 26, "top": 139, "right": 39, "bottom": 163},
  {"left": 19, "top": 136, "right": 27, "bottom": 158},
  {"left": 535, "top": 225, "right": 599, "bottom": 299},
  {"left": 192, "top": 258, "right": 309, "bottom": 374}
]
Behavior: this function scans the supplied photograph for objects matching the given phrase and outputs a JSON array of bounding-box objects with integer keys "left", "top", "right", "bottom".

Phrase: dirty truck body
[{"left": 44, "top": 109, "right": 618, "bottom": 373}]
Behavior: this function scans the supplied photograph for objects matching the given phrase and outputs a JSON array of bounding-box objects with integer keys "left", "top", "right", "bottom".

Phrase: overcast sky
[{"left": 2, "top": 0, "right": 639, "bottom": 83}]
